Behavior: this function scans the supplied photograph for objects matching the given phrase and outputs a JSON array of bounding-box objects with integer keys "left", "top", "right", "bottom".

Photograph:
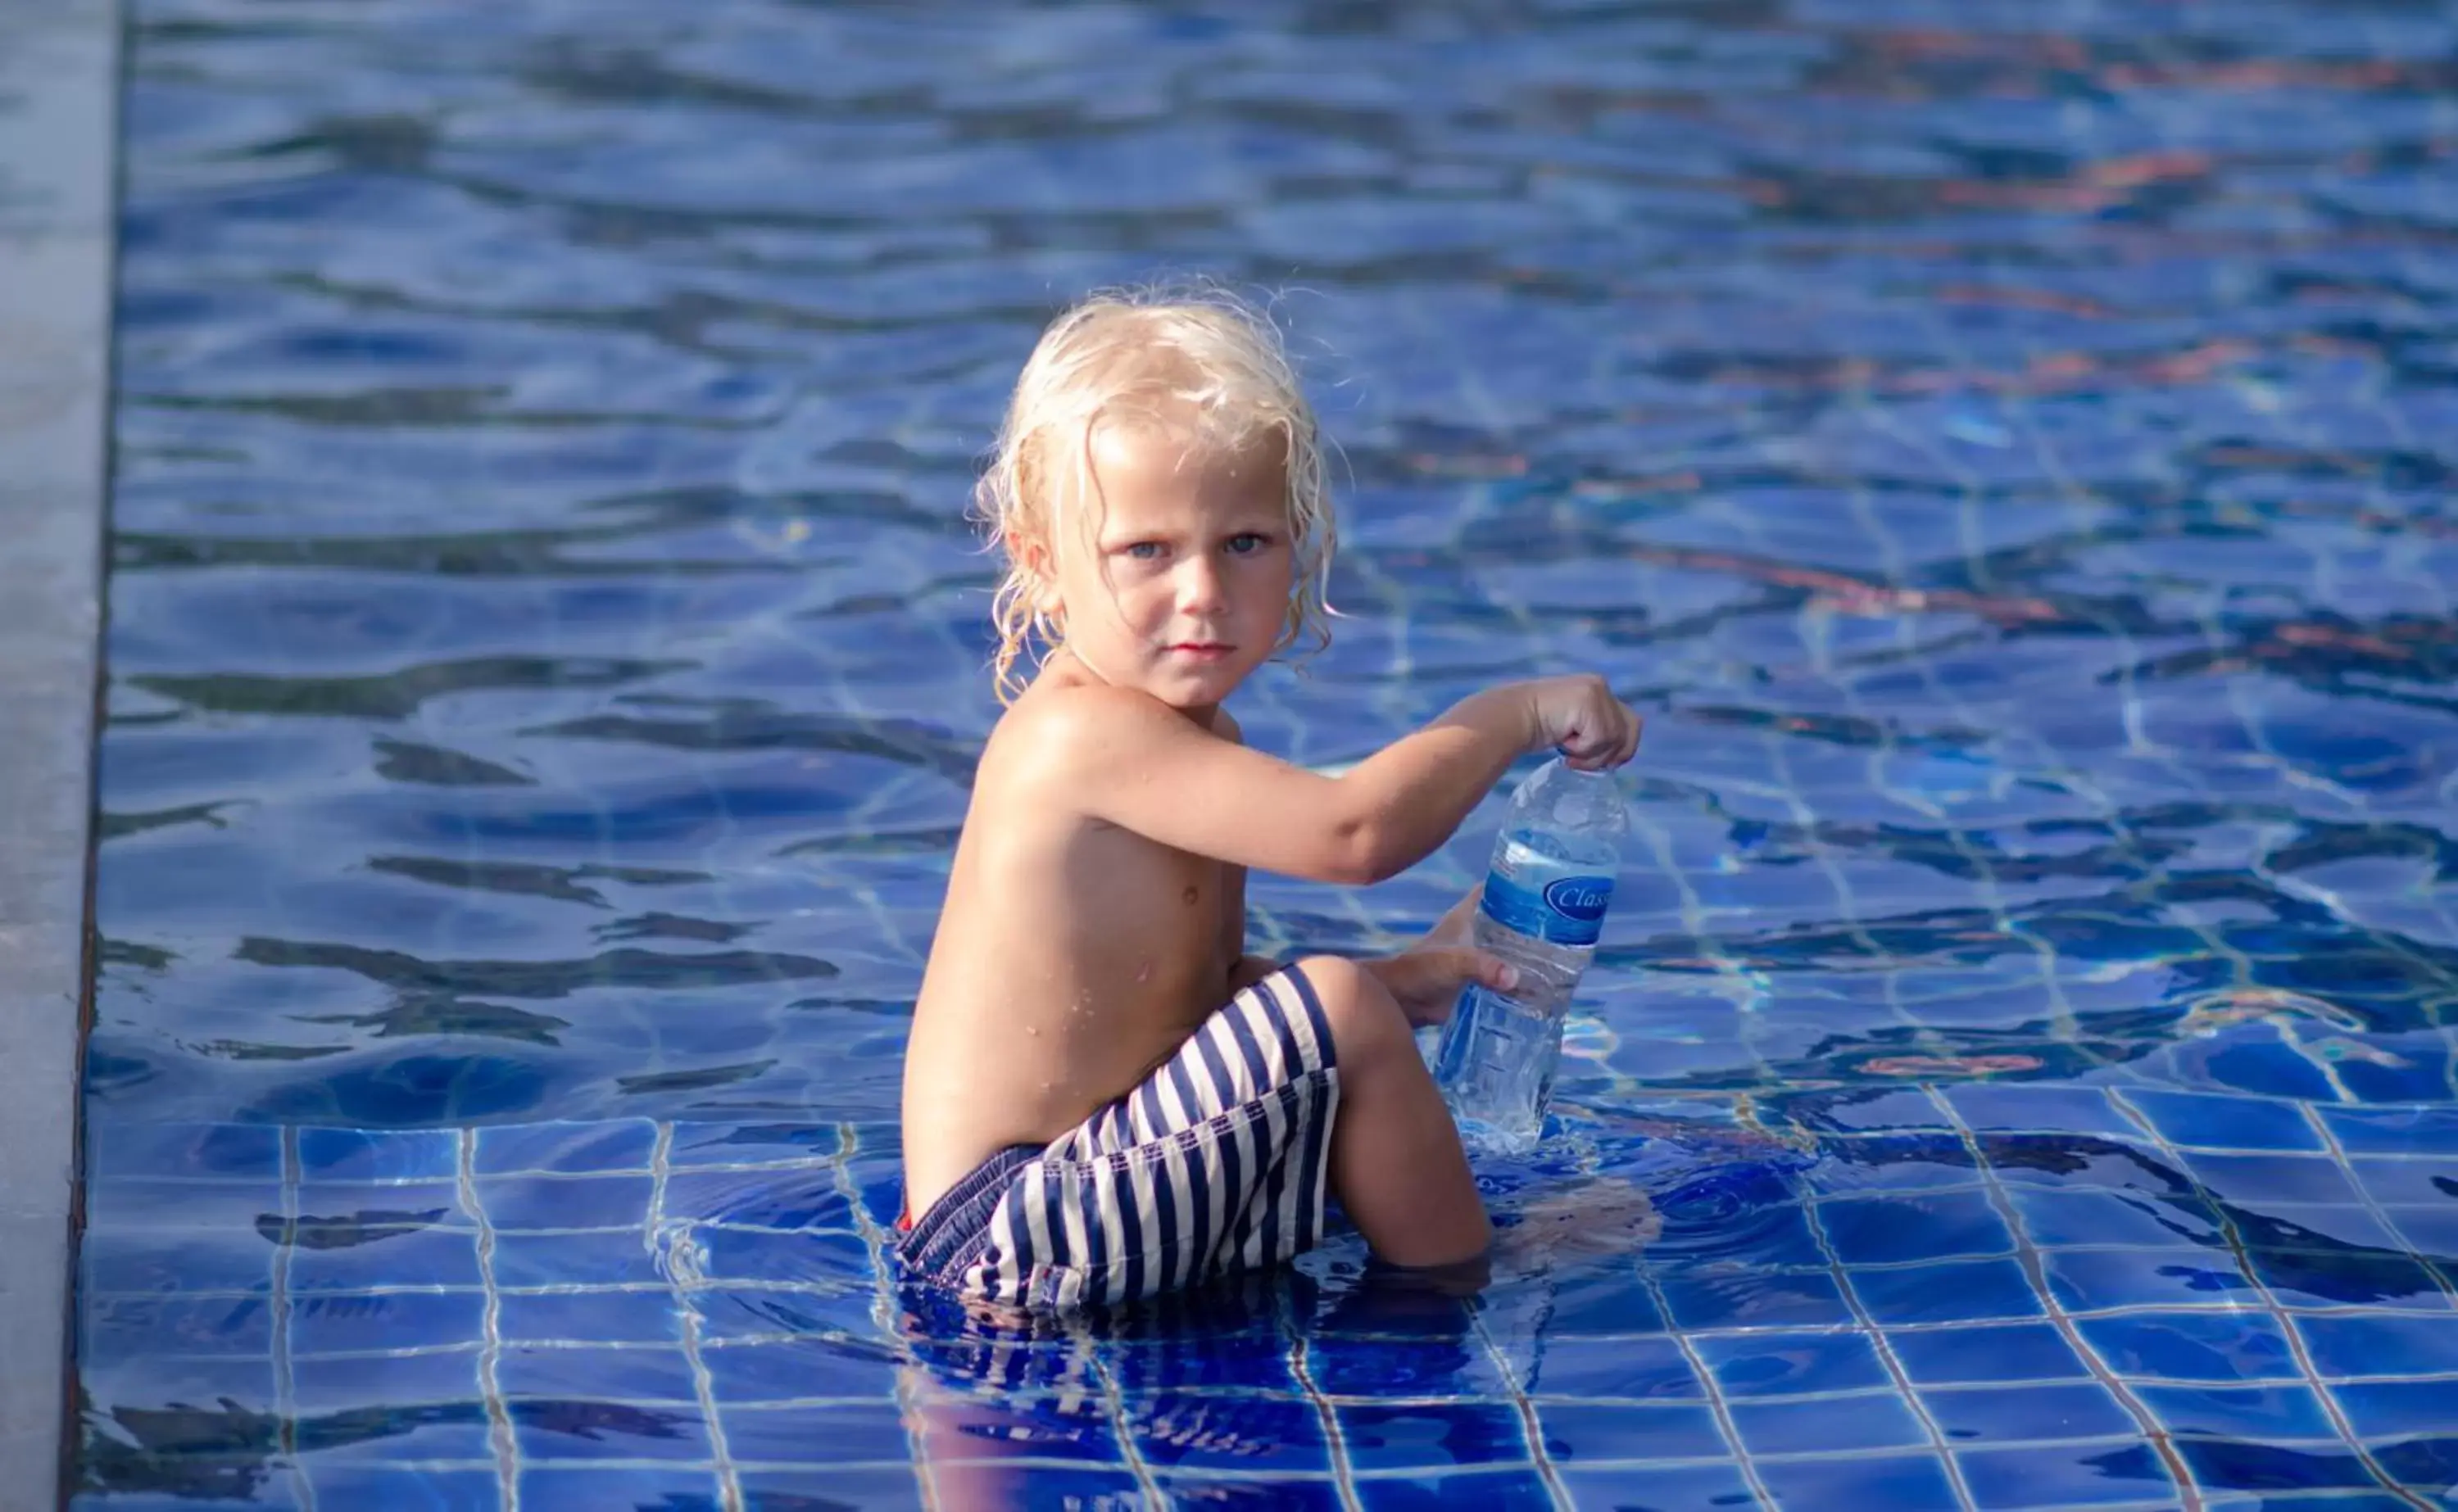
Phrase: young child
[{"left": 896, "top": 288, "right": 1642, "bottom": 1310}]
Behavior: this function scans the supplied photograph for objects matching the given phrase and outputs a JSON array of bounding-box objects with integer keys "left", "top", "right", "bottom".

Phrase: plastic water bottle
[{"left": 1433, "top": 758, "right": 1629, "bottom": 1151}]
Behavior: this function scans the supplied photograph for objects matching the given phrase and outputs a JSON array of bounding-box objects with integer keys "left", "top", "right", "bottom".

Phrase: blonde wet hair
[{"left": 976, "top": 284, "right": 1337, "bottom": 703}]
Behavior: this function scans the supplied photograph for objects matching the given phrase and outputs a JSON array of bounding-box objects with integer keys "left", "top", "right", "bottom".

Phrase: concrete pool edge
[{"left": 0, "top": 0, "right": 121, "bottom": 1503}]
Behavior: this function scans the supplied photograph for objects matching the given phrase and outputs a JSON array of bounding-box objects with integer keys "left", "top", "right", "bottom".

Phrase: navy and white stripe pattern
[{"left": 902, "top": 966, "right": 1340, "bottom": 1311}]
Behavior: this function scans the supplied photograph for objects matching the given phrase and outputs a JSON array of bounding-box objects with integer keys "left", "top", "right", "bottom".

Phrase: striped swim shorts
[{"left": 896, "top": 964, "right": 1342, "bottom": 1311}]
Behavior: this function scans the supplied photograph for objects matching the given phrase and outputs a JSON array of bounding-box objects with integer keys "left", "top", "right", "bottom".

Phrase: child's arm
[{"left": 1031, "top": 674, "right": 1639, "bottom": 885}]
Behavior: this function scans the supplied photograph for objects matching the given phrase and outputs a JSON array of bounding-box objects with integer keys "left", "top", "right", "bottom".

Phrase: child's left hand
[{"left": 1363, "top": 885, "right": 1518, "bottom": 1030}]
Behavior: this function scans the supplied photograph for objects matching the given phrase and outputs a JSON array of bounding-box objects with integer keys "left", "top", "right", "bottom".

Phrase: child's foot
[{"left": 1496, "top": 1176, "right": 1662, "bottom": 1267}]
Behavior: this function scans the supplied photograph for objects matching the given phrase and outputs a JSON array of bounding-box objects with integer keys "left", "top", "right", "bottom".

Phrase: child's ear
[{"left": 1010, "top": 531, "right": 1064, "bottom": 617}]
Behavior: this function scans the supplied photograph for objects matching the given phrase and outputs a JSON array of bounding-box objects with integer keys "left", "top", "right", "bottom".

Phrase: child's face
[{"left": 1041, "top": 419, "right": 1295, "bottom": 713}]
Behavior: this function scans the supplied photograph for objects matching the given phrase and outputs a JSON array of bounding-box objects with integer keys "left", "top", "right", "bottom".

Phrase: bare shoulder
[{"left": 977, "top": 681, "right": 1223, "bottom": 801}]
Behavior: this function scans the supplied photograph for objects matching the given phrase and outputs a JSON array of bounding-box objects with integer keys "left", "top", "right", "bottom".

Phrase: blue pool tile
[
  {"left": 1155, "top": 1474, "right": 1345, "bottom": 1510},
  {"left": 1660, "top": 1269, "right": 1853, "bottom": 1332},
  {"left": 1523, "top": 1336, "right": 1703, "bottom": 1400},
  {"left": 741, "top": 1467, "right": 930, "bottom": 1508},
  {"left": 2248, "top": 1246, "right": 2451, "bottom": 1311},
  {"left": 2125, "top": 1090, "right": 2324, "bottom": 1153},
  {"left": 292, "top": 1177, "right": 466, "bottom": 1220},
  {"left": 1888, "top": 1323, "right": 2091, "bottom": 1387},
  {"left": 1536, "top": 1401, "right": 1728, "bottom": 1463},
  {"left": 1495, "top": 1265, "right": 1667, "bottom": 1336},
  {"left": 1555, "top": 1463, "right": 1758, "bottom": 1510},
  {"left": 87, "top": 1176, "right": 285, "bottom": 1234},
  {"left": 2007, "top": 1187, "right": 2221, "bottom": 1250},
  {"left": 519, "top": 1468, "right": 728, "bottom": 1512},
  {"left": 496, "top": 1343, "right": 701, "bottom": 1403},
  {"left": 73, "top": 1496, "right": 301, "bottom": 1512},
  {"left": 512, "top": 1397, "right": 711, "bottom": 1462},
  {"left": 1335, "top": 1401, "right": 1528, "bottom": 1473},
  {"left": 288, "top": 1226, "right": 484, "bottom": 1294},
  {"left": 1803, "top": 1089, "right": 1950, "bottom": 1133},
  {"left": 1820, "top": 1189, "right": 2016, "bottom": 1265},
  {"left": 1850, "top": 1257, "right": 2045, "bottom": 1326},
  {"left": 664, "top": 1166, "right": 853, "bottom": 1230},
  {"left": 2135, "top": 1383, "right": 2338, "bottom": 1440},
  {"left": 473, "top": 1173, "right": 655, "bottom": 1230},
  {"left": 719, "top": 1400, "right": 906, "bottom": 1464},
  {"left": 298, "top": 1410, "right": 494, "bottom": 1464},
  {"left": 1948, "top": 1084, "right": 2147, "bottom": 1139},
  {"left": 2182, "top": 1152, "right": 2365, "bottom": 1206},
  {"left": 295, "top": 1128, "right": 458, "bottom": 1183},
  {"left": 302, "top": 1466, "right": 499, "bottom": 1511},
  {"left": 2379, "top": 1203, "right": 2458, "bottom": 1258},
  {"left": 2043, "top": 1247, "right": 2255, "bottom": 1312},
  {"left": 1982, "top": 1136, "right": 2197, "bottom": 1200},
  {"left": 1921, "top": 1383, "right": 2140, "bottom": 1446},
  {"left": 2252, "top": 1203, "right": 2405, "bottom": 1253},
  {"left": 477, "top": 1120, "right": 657, "bottom": 1177},
  {"left": 697, "top": 1225, "right": 873, "bottom": 1287},
  {"left": 291, "top": 1348, "right": 485, "bottom": 1413},
  {"left": 700, "top": 1337, "right": 903, "bottom": 1402},
  {"left": 2371, "top": 1440, "right": 2458, "bottom": 1498},
  {"left": 84, "top": 1296, "right": 274, "bottom": 1361},
  {"left": 2331, "top": 1379, "right": 2458, "bottom": 1439},
  {"left": 2076, "top": 1311, "right": 2301, "bottom": 1383},
  {"left": 1803, "top": 1134, "right": 1983, "bottom": 1197},
  {"left": 79, "top": 1355, "right": 277, "bottom": 1419},
  {"left": 1729, "top": 1388, "right": 1930, "bottom": 1455},
  {"left": 84, "top": 1228, "right": 273, "bottom": 1297},
  {"left": 669, "top": 1120, "right": 846, "bottom": 1168},
  {"left": 1125, "top": 1391, "right": 1333, "bottom": 1474},
  {"left": 899, "top": 1387, "right": 1121, "bottom": 1466},
  {"left": 690, "top": 1280, "right": 882, "bottom": 1342},
  {"left": 1695, "top": 1330, "right": 1891, "bottom": 1398},
  {"left": 1754, "top": 1451, "right": 1965, "bottom": 1511},
  {"left": 2347, "top": 1157, "right": 2458, "bottom": 1208},
  {"left": 1354, "top": 1468, "right": 1557, "bottom": 1510},
  {"left": 492, "top": 1228, "right": 672, "bottom": 1289},
  {"left": 2314, "top": 1105, "right": 2458, "bottom": 1156},
  {"left": 498, "top": 1286, "right": 681, "bottom": 1344},
  {"left": 1109, "top": 1333, "right": 1297, "bottom": 1393},
  {"left": 289, "top": 1290, "right": 486, "bottom": 1356},
  {"left": 2294, "top": 1311, "right": 2458, "bottom": 1378},
  {"left": 1310, "top": 1337, "right": 1508, "bottom": 1397},
  {"left": 1956, "top": 1441, "right": 2180, "bottom": 1509},
  {"left": 88, "top": 1122, "right": 282, "bottom": 1183},
  {"left": 1653, "top": 1199, "right": 1824, "bottom": 1270},
  {"left": 2174, "top": 1436, "right": 2379, "bottom": 1495}
]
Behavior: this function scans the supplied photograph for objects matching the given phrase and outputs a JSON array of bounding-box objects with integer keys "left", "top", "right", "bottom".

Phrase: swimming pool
[{"left": 78, "top": 0, "right": 2458, "bottom": 1506}]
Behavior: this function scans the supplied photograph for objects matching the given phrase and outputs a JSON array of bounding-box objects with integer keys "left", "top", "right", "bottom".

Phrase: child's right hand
[{"left": 1524, "top": 674, "right": 1643, "bottom": 770}]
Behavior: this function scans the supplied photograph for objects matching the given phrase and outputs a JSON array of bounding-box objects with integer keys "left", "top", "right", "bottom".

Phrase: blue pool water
[{"left": 78, "top": 0, "right": 2458, "bottom": 1507}]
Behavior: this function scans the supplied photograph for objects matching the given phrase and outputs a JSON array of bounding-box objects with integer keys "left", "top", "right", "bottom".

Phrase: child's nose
[{"left": 1179, "top": 558, "right": 1228, "bottom": 610}]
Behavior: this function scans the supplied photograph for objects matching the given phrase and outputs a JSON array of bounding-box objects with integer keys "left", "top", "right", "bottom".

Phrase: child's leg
[{"left": 1290, "top": 956, "right": 1492, "bottom": 1268}]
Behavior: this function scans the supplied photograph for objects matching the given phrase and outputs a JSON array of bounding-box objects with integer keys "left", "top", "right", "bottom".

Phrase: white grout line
[
  {"left": 647, "top": 1121, "right": 743, "bottom": 1512},
  {"left": 456, "top": 1129, "right": 521, "bottom": 1511},
  {"left": 272, "top": 1127, "right": 316, "bottom": 1512},
  {"left": 2108, "top": 1089, "right": 2440, "bottom": 1510}
]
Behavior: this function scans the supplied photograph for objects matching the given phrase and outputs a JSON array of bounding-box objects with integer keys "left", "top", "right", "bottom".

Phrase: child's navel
[{"left": 1181, "top": 885, "right": 1200, "bottom": 905}]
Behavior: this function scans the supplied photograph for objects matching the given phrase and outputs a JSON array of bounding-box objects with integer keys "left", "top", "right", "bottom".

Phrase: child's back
[{"left": 895, "top": 289, "right": 1639, "bottom": 1310}]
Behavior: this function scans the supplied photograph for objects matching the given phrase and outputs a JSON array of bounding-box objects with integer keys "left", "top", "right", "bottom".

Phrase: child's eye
[
  {"left": 1122, "top": 541, "right": 1167, "bottom": 561},
  {"left": 1225, "top": 532, "right": 1271, "bottom": 555}
]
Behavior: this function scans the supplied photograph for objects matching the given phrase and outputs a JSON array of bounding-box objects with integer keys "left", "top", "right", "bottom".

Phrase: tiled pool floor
[{"left": 79, "top": 1087, "right": 2458, "bottom": 1509}]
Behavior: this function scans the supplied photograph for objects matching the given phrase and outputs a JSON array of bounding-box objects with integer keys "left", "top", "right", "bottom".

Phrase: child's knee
[{"left": 1289, "top": 955, "right": 1412, "bottom": 1071}]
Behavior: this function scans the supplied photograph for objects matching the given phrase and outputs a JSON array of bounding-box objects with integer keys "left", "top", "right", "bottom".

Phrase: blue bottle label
[{"left": 1481, "top": 871, "right": 1613, "bottom": 946}]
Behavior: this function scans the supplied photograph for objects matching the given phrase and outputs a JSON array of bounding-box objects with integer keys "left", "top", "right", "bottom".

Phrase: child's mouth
[{"left": 1168, "top": 643, "right": 1234, "bottom": 660}]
